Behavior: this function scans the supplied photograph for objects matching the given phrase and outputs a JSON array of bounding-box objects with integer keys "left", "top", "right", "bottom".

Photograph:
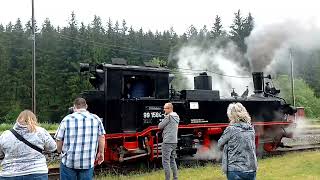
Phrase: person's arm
[
  {"left": 96, "top": 135, "right": 105, "bottom": 165},
  {"left": 158, "top": 115, "right": 170, "bottom": 130},
  {"left": 43, "top": 129, "right": 57, "bottom": 152},
  {"left": 56, "top": 140, "right": 63, "bottom": 153},
  {"left": 96, "top": 117, "right": 106, "bottom": 164},
  {"left": 54, "top": 120, "right": 66, "bottom": 154},
  {"left": 98, "top": 135, "right": 105, "bottom": 154},
  {"left": 217, "top": 126, "right": 232, "bottom": 150}
]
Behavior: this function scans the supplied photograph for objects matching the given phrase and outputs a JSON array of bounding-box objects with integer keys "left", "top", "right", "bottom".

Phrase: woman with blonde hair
[
  {"left": 218, "top": 103, "right": 257, "bottom": 180},
  {"left": 0, "top": 110, "right": 57, "bottom": 179}
]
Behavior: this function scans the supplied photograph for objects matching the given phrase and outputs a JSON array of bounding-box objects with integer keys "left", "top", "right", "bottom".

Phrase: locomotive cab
[{"left": 80, "top": 61, "right": 170, "bottom": 133}]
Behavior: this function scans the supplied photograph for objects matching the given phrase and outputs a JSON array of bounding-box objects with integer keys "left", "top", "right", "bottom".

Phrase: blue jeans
[
  {"left": 0, "top": 174, "right": 48, "bottom": 180},
  {"left": 227, "top": 171, "right": 256, "bottom": 180},
  {"left": 60, "top": 163, "right": 94, "bottom": 180}
]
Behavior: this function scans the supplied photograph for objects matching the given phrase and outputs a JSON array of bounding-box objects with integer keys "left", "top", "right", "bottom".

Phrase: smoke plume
[{"left": 246, "top": 20, "right": 320, "bottom": 73}]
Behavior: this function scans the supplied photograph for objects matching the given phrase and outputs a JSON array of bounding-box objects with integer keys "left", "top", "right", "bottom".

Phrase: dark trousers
[
  {"left": 227, "top": 171, "right": 256, "bottom": 180},
  {"left": 60, "top": 163, "right": 94, "bottom": 180}
]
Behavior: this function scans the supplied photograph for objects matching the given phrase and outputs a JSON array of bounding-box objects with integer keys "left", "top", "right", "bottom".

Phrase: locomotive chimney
[
  {"left": 252, "top": 72, "right": 264, "bottom": 94},
  {"left": 194, "top": 72, "right": 212, "bottom": 90}
]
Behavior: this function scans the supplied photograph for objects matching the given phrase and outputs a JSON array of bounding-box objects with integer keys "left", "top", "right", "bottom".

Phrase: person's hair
[
  {"left": 16, "top": 110, "right": 38, "bottom": 133},
  {"left": 164, "top": 103, "right": 173, "bottom": 110},
  {"left": 74, "top": 97, "right": 87, "bottom": 109},
  {"left": 227, "top": 102, "right": 251, "bottom": 124}
]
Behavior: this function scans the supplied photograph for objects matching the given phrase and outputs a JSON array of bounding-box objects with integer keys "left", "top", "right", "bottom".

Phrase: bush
[
  {"left": 275, "top": 75, "right": 320, "bottom": 118},
  {"left": 1, "top": 106, "right": 22, "bottom": 124}
]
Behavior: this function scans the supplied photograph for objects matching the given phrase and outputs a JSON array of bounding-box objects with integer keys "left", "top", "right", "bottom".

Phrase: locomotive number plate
[{"left": 143, "top": 111, "right": 163, "bottom": 119}]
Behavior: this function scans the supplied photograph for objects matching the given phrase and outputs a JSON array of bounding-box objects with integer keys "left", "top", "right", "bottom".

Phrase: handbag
[{"left": 10, "top": 129, "right": 43, "bottom": 154}]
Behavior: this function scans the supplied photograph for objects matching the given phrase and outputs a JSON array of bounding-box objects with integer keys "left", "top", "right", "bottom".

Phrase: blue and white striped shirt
[{"left": 55, "top": 109, "right": 106, "bottom": 169}]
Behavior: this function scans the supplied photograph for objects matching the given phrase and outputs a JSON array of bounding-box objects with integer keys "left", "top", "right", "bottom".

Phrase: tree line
[{"left": 0, "top": 10, "right": 319, "bottom": 122}]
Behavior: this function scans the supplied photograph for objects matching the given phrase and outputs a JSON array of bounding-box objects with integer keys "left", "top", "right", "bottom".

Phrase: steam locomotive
[{"left": 79, "top": 58, "right": 297, "bottom": 163}]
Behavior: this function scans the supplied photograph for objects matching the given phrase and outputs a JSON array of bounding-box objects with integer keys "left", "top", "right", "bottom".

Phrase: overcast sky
[{"left": 0, "top": 0, "right": 319, "bottom": 34}]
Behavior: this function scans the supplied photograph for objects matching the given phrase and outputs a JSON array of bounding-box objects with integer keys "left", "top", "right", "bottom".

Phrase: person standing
[
  {"left": 55, "top": 98, "right": 106, "bottom": 180},
  {"left": 218, "top": 102, "right": 258, "bottom": 180},
  {"left": 158, "top": 103, "right": 180, "bottom": 180},
  {"left": 0, "top": 110, "right": 57, "bottom": 179}
]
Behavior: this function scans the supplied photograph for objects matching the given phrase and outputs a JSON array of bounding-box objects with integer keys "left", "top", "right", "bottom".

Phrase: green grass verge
[
  {"left": 309, "top": 118, "right": 320, "bottom": 124},
  {"left": 40, "top": 123, "right": 59, "bottom": 133},
  {"left": 0, "top": 123, "right": 59, "bottom": 133},
  {"left": 0, "top": 124, "right": 12, "bottom": 133},
  {"left": 97, "top": 150, "right": 320, "bottom": 180}
]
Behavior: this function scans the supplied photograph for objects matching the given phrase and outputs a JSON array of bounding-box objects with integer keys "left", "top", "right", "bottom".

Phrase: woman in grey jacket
[
  {"left": 218, "top": 103, "right": 257, "bottom": 180},
  {"left": 0, "top": 110, "right": 57, "bottom": 179}
]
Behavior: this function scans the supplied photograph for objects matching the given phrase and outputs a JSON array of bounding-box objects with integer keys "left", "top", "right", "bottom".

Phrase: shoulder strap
[
  {"left": 168, "top": 115, "right": 179, "bottom": 124},
  {"left": 10, "top": 129, "right": 43, "bottom": 154}
]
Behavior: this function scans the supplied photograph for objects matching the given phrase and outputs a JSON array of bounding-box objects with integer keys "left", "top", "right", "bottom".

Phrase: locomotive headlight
[{"left": 80, "top": 63, "right": 90, "bottom": 72}]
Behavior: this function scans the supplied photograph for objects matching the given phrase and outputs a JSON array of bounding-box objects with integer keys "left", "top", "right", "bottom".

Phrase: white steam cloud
[
  {"left": 193, "top": 141, "right": 222, "bottom": 161},
  {"left": 176, "top": 42, "right": 252, "bottom": 97}
]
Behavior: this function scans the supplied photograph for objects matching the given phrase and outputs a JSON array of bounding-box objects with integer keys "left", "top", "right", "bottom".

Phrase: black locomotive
[{"left": 79, "top": 59, "right": 296, "bottom": 162}]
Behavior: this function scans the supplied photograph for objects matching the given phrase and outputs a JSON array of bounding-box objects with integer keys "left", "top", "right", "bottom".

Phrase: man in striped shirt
[{"left": 55, "top": 98, "right": 106, "bottom": 180}]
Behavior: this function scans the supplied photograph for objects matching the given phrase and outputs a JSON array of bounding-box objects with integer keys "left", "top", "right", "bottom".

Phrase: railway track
[
  {"left": 264, "top": 143, "right": 320, "bottom": 158},
  {"left": 48, "top": 168, "right": 60, "bottom": 180}
]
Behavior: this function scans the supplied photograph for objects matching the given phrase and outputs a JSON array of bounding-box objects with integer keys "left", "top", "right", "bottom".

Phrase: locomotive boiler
[{"left": 79, "top": 59, "right": 297, "bottom": 163}]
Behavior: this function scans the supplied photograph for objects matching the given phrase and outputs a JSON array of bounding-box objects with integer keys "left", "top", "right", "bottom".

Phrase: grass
[
  {"left": 0, "top": 123, "right": 12, "bottom": 133},
  {"left": 0, "top": 123, "right": 59, "bottom": 133},
  {"left": 48, "top": 159, "right": 60, "bottom": 168},
  {"left": 96, "top": 150, "right": 320, "bottom": 180},
  {"left": 40, "top": 123, "right": 60, "bottom": 133},
  {"left": 309, "top": 119, "right": 320, "bottom": 125}
]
